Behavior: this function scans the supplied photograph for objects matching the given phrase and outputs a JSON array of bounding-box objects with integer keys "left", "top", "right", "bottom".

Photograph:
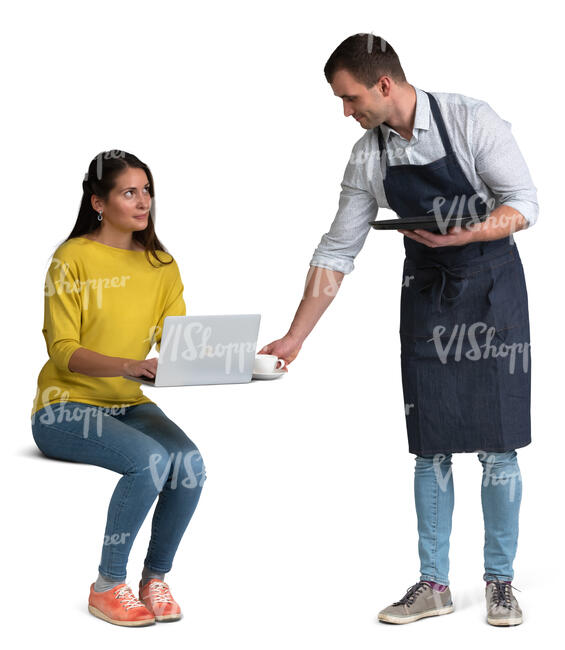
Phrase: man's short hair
[{"left": 324, "top": 34, "right": 407, "bottom": 87}]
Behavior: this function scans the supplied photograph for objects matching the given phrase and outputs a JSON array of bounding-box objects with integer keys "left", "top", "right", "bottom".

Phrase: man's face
[{"left": 330, "top": 68, "right": 387, "bottom": 130}]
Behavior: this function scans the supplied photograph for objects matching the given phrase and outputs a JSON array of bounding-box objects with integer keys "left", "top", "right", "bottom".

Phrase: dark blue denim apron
[{"left": 377, "top": 91, "right": 531, "bottom": 455}]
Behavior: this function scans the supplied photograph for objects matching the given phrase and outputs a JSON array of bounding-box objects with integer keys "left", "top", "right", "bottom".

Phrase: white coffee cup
[{"left": 254, "top": 354, "right": 286, "bottom": 374}]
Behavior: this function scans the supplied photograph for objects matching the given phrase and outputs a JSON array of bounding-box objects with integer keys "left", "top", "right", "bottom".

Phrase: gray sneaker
[
  {"left": 378, "top": 581, "right": 454, "bottom": 624},
  {"left": 485, "top": 580, "right": 523, "bottom": 626}
]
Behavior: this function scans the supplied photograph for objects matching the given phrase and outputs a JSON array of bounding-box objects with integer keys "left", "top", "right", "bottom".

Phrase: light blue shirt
[{"left": 310, "top": 86, "right": 539, "bottom": 274}]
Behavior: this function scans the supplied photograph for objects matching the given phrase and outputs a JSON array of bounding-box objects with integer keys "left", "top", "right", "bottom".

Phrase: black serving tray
[{"left": 369, "top": 213, "right": 488, "bottom": 232}]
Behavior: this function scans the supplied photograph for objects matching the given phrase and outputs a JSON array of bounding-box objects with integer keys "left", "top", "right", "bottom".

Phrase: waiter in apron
[{"left": 259, "top": 34, "right": 537, "bottom": 627}]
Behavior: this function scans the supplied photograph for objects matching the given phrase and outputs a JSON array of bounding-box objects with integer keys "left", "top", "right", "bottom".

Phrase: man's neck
[{"left": 383, "top": 84, "right": 417, "bottom": 141}]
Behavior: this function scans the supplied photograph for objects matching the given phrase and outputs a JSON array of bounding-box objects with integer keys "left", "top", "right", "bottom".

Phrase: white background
[{"left": 3, "top": 0, "right": 562, "bottom": 646}]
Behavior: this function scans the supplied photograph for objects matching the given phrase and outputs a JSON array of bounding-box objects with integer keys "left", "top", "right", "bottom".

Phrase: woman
[{"left": 31, "top": 150, "right": 206, "bottom": 627}]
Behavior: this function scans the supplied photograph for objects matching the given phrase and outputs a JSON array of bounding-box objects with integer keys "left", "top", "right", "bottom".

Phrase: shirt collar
[{"left": 377, "top": 86, "right": 430, "bottom": 143}]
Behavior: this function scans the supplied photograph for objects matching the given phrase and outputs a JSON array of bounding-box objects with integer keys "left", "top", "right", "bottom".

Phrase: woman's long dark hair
[{"left": 64, "top": 150, "right": 173, "bottom": 267}]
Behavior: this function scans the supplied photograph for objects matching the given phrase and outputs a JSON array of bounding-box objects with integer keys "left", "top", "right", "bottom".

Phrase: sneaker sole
[
  {"left": 88, "top": 604, "right": 156, "bottom": 627},
  {"left": 154, "top": 613, "right": 182, "bottom": 622},
  {"left": 378, "top": 604, "right": 455, "bottom": 624},
  {"left": 487, "top": 615, "right": 523, "bottom": 626}
]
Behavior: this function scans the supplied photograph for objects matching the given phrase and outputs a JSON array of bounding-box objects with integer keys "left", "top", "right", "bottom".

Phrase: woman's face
[{"left": 91, "top": 167, "right": 152, "bottom": 233}]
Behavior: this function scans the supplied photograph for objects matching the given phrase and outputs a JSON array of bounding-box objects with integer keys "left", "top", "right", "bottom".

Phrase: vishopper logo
[
  {"left": 95, "top": 149, "right": 126, "bottom": 181},
  {"left": 402, "top": 273, "right": 415, "bottom": 288},
  {"left": 33, "top": 387, "right": 128, "bottom": 438},
  {"left": 144, "top": 323, "right": 162, "bottom": 349},
  {"left": 428, "top": 323, "right": 530, "bottom": 374},
  {"left": 32, "top": 386, "right": 71, "bottom": 425},
  {"left": 145, "top": 450, "right": 206, "bottom": 491},
  {"left": 366, "top": 33, "right": 389, "bottom": 54},
  {"left": 348, "top": 148, "right": 380, "bottom": 179},
  {"left": 432, "top": 451, "right": 521, "bottom": 502},
  {"left": 348, "top": 144, "right": 416, "bottom": 177},
  {"left": 427, "top": 195, "right": 523, "bottom": 243},
  {"left": 478, "top": 450, "right": 521, "bottom": 503},
  {"left": 305, "top": 266, "right": 342, "bottom": 299},
  {"left": 423, "top": 195, "right": 496, "bottom": 236},
  {"left": 45, "top": 257, "right": 131, "bottom": 310},
  {"left": 431, "top": 454, "right": 454, "bottom": 493},
  {"left": 427, "top": 194, "right": 493, "bottom": 224},
  {"left": 158, "top": 322, "right": 255, "bottom": 375},
  {"left": 103, "top": 532, "right": 131, "bottom": 546}
]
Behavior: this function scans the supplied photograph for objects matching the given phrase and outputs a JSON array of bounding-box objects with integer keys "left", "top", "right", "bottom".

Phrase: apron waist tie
[{"left": 415, "top": 262, "right": 469, "bottom": 314}]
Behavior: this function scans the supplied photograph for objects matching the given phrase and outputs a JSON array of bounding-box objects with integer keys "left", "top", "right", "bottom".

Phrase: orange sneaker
[
  {"left": 139, "top": 578, "right": 182, "bottom": 622},
  {"left": 88, "top": 582, "right": 156, "bottom": 626}
]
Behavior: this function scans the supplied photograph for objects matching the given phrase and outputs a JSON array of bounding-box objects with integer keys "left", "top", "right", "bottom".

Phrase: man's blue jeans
[
  {"left": 31, "top": 400, "right": 206, "bottom": 581},
  {"left": 414, "top": 451, "right": 522, "bottom": 586}
]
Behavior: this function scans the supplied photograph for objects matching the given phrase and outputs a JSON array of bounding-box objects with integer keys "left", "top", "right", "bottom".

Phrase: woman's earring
[{"left": 97, "top": 210, "right": 103, "bottom": 222}]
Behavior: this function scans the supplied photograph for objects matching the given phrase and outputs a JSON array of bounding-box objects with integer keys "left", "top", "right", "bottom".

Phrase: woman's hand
[
  {"left": 123, "top": 357, "right": 158, "bottom": 378},
  {"left": 399, "top": 224, "right": 479, "bottom": 247}
]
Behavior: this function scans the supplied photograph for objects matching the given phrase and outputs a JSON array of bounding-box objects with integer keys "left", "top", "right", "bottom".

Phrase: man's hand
[
  {"left": 398, "top": 207, "right": 527, "bottom": 247},
  {"left": 398, "top": 224, "right": 478, "bottom": 247},
  {"left": 257, "top": 266, "right": 344, "bottom": 373},
  {"left": 258, "top": 333, "right": 303, "bottom": 372}
]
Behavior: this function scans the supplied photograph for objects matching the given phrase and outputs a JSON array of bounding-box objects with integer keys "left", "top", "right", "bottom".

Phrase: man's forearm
[
  {"left": 287, "top": 266, "right": 345, "bottom": 343},
  {"left": 68, "top": 347, "right": 131, "bottom": 377},
  {"left": 471, "top": 205, "right": 528, "bottom": 242}
]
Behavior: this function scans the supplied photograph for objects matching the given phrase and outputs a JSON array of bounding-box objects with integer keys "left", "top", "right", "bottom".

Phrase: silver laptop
[{"left": 123, "top": 314, "right": 261, "bottom": 387}]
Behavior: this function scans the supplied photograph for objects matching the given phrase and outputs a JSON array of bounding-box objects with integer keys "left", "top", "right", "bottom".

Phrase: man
[{"left": 259, "top": 34, "right": 537, "bottom": 626}]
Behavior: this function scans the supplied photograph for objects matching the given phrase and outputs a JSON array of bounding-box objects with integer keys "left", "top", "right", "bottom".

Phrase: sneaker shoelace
[
  {"left": 114, "top": 585, "right": 145, "bottom": 610},
  {"left": 392, "top": 581, "right": 429, "bottom": 607},
  {"left": 147, "top": 581, "right": 174, "bottom": 604},
  {"left": 489, "top": 580, "right": 522, "bottom": 609}
]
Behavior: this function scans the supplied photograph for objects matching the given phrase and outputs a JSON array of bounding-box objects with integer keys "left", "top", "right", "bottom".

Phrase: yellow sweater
[{"left": 31, "top": 237, "right": 186, "bottom": 417}]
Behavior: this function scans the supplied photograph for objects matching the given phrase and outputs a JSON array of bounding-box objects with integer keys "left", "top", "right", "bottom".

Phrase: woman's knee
[{"left": 167, "top": 442, "right": 206, "bottom": 490}]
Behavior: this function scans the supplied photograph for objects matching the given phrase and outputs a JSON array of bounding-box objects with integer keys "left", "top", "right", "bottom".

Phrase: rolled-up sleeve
[
  {"left": 309, "top": 141, "right": 378, "bottom": 274},
  {"left": 42, "top": 256, "right": 83, "bottom": 372},
  {"left": 472, "top": 102, "right": 539, "bottom": 227}
]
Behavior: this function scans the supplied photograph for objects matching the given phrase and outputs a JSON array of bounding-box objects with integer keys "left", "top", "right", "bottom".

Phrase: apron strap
[{"left": 425, "top": 92, "right": 454, "bottom": 156}]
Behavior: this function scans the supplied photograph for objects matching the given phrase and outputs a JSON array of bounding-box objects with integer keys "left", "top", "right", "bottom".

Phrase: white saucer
[{"left": 252, "top": 369, "right": 286, "bottom": 380}]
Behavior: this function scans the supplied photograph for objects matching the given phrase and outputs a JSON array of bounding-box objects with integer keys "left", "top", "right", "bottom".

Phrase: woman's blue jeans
[
  {"left": 31, "top": 400, "right": 206, "bottom": 581},
  {"left": 414, "top": 451, "right": 522, "bottom": 586}
]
